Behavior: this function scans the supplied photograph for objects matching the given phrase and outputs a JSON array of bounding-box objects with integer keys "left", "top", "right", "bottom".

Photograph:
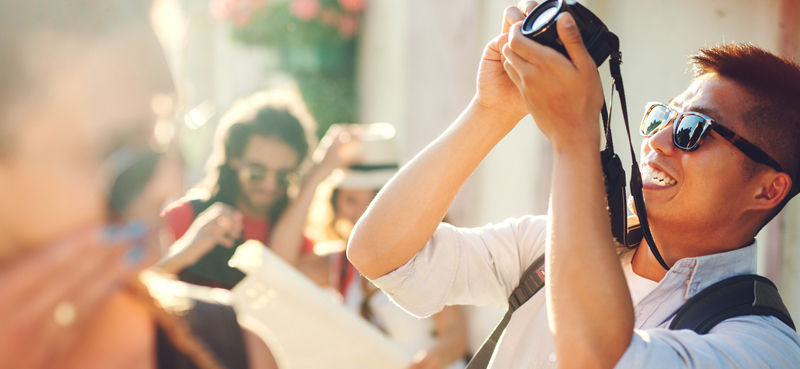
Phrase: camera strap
[{"left": 602, "top": 43, "right": 670, "bottom": 271}]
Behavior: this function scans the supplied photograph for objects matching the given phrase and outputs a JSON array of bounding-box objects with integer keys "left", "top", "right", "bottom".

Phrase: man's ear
[{"left": 752, "top": 171, "right": 792, "bottom": 209}]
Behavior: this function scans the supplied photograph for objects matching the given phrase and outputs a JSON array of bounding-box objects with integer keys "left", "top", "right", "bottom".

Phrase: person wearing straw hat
[{"left": 303, "top": 123, "right": 470, "bottom": 369}]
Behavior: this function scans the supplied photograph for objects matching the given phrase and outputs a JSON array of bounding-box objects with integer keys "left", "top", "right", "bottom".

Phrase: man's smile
[{"left": 641, "top": 163, "right": 677, "bottom": 187}]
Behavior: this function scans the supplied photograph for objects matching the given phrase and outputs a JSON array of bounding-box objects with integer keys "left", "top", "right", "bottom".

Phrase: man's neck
[
  {"left": 631, "top": 242, "right": 669, "bottom": 282},
  {"left": 630, "top": 221, "right": 759, "bottom": 282}
]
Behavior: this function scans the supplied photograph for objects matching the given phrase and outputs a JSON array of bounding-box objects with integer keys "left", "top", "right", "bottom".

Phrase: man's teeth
[{"left": 642, "top": 165, "right": 676, "bottom": 186}]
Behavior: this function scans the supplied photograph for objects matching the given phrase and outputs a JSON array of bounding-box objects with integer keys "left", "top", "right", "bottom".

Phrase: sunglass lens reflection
[
  {"left": 643, "top": 105, "right": 670, "bottom": 136},
  {"left": 673, "top": 115, "right": 706, "bottom": 150}
]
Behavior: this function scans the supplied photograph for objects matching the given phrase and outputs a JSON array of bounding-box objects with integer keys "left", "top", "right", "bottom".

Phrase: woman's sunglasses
[
  {"left": 640, "top": 102, "right": 785, "bottom": 173},
  {"left": 237, "top": 162, "right": 295, "bottom": 187}
]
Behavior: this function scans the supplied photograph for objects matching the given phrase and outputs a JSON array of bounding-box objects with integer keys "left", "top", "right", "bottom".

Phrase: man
[
  {"left": 347, "top": 2, "right": 800, "bottom": 368},
  {"left": 158, "top": 96, "right": 358, "bottom": 289}
]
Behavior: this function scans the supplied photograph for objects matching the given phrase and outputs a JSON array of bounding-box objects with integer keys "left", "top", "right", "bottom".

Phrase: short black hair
[{"left": 691, "top": 43, "right": 800, "bottom": 222}]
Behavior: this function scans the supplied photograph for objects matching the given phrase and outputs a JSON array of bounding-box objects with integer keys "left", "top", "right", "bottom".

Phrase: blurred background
[{"left": 156, "top": 0, "right": 800, "bottom": 351}]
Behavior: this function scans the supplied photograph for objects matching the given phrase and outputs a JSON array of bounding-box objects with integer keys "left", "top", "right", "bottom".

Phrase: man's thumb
[{"left": 556, "top": 13, "right": 590, "bottom": 67}]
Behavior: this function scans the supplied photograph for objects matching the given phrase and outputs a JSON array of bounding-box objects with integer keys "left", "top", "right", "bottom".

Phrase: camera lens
[{"left": 528, "top": 6, "right": 559, "bottom": 33}]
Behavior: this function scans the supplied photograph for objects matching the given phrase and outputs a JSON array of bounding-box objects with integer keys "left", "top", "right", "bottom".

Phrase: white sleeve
[{"left": 370, "top": 215, "right": 547, "bottom": 318}]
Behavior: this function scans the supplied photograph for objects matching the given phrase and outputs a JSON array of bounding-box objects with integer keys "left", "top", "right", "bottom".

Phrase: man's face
[
  {"left": 233, "top": 135, "right": 299, "bottom": 214},
  {"left": 638, "top": 73, "right": 764, "bottom": 248},
  {"left": 0, "top": 28, "right": 178, "bottom": 261}
]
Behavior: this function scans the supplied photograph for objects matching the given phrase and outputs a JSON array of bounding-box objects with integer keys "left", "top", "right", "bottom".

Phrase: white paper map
[{"left": 229, "top": 240, "right": 410, "bottom": 369}]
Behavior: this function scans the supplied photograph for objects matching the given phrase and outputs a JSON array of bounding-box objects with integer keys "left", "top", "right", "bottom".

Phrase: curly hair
[{"left": 196, "top": 90, "right": 317, "bottom": 221}]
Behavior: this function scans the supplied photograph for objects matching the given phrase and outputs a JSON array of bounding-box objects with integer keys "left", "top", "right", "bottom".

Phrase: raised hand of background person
[
  {"left": 474, "top": 1, "right": 539, "bottom": 126},
  {"left": 159, "top": 202, "right": 243, "bottom": 273},
  {"left": 0, "top": 224, "right": 150, "bottom": 369},
  {"left": 313, "top": 123, "right": 364, "bottom": 174},
  {"left": 502, "top": 12, "right": 604, "bottom": 150},
  {"left": 269, "top": 124, "right": 363, "bottom": 266}
]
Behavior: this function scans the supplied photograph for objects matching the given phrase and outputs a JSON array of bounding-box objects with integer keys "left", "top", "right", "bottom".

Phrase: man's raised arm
[
  {"left": 347, "top": 5, "right": 535, "bottom": 280},
  {"left": 503, "top": 14, "right": 633, "bottom": 369}
]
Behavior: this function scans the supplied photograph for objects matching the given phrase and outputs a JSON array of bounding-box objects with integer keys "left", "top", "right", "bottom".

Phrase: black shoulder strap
[
  {"left": 466, "top": 255, "right": 545, "bottom": 369},
  {"left": 669, "top": 274, "right": 795, "bottom": 334}
]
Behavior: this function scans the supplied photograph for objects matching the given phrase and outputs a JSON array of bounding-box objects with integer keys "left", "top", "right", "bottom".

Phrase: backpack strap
[
  {"left": 465, "top": 255, "right": 545, "bottom": 369},
  {"left": 669, "top": 274, "right": 795, "bottom": 334}
]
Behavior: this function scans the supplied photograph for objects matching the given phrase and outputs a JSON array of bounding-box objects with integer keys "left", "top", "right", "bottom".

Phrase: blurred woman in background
[{"left": 159, "top": 90, "right": 360, "bottom": 290}]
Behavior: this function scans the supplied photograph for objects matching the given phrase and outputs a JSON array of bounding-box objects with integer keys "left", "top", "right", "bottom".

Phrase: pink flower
[
  {"left": 232, "top": 11, "right": 252, "bottom": 27},
  {"left": 338, "top": 0, "right": 366, "bottom": 13},
  {"left": 337, "top": 15, "right": 359, "bottom": 37},
  {"left": 290, "top": 0, "right": 320, "bottom": 21},
  {"left": 210, "top": 0, "right": 235, "bottom": 20},
  {"left": 210, "top": 0, "right": 267, "bottom": 25}
]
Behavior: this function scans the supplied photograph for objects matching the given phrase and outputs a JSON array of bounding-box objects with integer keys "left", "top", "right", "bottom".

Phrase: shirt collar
[{"left": 666, "top": 240, "right": 758, "bottom": 300}]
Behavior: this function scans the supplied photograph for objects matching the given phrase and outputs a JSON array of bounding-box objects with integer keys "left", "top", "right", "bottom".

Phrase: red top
[{"left": 162, "top": 200, "right": 314, "bottom": 254}]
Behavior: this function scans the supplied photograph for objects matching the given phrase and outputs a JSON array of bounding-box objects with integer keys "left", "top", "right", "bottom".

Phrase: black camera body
[{"left": 521, "top": 0, "right": 619, "bottom": 66}]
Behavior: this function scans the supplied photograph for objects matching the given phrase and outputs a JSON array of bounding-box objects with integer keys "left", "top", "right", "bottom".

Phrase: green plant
[{"left": 211, "top": 0, "right": 366, "bottom": 137}]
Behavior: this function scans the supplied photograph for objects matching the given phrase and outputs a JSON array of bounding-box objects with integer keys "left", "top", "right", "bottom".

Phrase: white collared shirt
[{"left": 371, "top": 216, "right": 800, "bottom": 368}]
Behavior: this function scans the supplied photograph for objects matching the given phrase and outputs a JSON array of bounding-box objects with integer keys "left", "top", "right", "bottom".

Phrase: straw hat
[{"left": 331, "top": 122, "right": 398, "bottom": 190}]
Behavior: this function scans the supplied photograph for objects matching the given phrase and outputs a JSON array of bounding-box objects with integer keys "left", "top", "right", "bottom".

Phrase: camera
[{"left": 521, "top": 0, "right": 619, "bottom": 66}]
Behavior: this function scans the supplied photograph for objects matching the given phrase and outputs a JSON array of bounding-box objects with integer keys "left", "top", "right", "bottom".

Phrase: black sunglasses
[{"left": 640, "top": 102, "right": 785, "bottom": 173}]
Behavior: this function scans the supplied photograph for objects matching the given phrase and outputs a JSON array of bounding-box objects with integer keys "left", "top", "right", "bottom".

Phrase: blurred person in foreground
[
  {"left": 0, "top": 1, "right": 277, "bottom": 368},
  {"left": 303, "top": 123, "right": 469, "bottom": 369},
  {"left": 158, "top": 92, "right": 359, "bottom": 289},
  {"left": 348, "top": 1, "right": 800, "bottom": 368}
]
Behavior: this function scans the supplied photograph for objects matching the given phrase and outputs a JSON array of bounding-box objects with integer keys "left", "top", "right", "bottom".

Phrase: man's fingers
[
  {"left": 517, "top": 0, "right": 538, "bottom": 14},
  {"left": 507, "top": 21, "right": 566, "bottom": 69},
  {"left": 556, "top": 13, "right": 593, "bottom": 69},
  {"left": 502, "top": 6, "right": 526, "bottom": 34},
  {"left": 502, "top": 45, "right": 534, "bottom": 87}
]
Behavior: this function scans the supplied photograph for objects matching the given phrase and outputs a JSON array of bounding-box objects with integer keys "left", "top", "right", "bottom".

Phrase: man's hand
[
  {"left": 502, "top": 12, "right": 604, "bottom": 150},
  {"left": 0, "top": 225, "right": 149, "bottom": 368},
  {"left": 474, "top": 1, "right": 539, "bottom": 125}
]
